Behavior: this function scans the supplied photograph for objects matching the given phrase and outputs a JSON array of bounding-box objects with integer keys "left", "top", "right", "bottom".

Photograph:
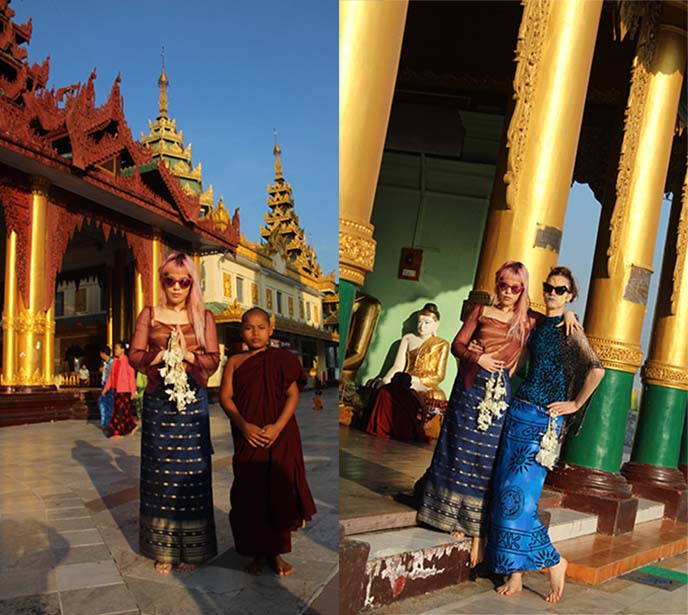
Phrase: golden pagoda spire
[
  {"left": 141, "top": 54, "right": 213, "bottom": 214},
  {"left": 273, "top": 128, "right": 283, "bottom": 181},
  {"left": 158, "top": 47, "right": 169, "bottom": 118},
  {"left": 260, "top": 138, "right": 322, "bottom": 279}
]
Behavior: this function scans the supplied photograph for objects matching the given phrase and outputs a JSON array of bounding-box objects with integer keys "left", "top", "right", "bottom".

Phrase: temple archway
[{"left": 54, "top": 221, "right": 135, "bottom": 385}]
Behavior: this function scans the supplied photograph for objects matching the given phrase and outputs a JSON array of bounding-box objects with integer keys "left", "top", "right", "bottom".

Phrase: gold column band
[
  {"left": 339, "top": 218, "right": 376, "bottom": 287},
  {"left": 588, "top": 335, "right": 644, "bottom": 373}
]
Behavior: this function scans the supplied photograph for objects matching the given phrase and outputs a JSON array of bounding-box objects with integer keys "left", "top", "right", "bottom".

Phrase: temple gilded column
[
  {"left": 1, "top": 230, "right": 18, "bottom": 385},
  {"left": 469, "top": 0, "right": 602, "bottom": 313},
  {"left": 15, "top": 177, "right": 52, "bottom": 387},
  {"left": 553, "top": 19, "right": 687, "bottom": 520},
  {"left": 338, "top": 0, "right": 408, "bottom": 359},
  {"left": 134, "top": 270, "right": 144, "bottom": 321},
  {"left": 151, "top": 230, "right": 163, "bottom": 307},
  {"left": 106, "top": 269, "right": 113, "bottom": 350},
  {"left": 620, "top": 162, "right": 688, "bottom": 520}
]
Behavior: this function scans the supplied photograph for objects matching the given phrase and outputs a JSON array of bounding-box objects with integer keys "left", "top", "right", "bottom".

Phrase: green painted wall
[{"left": 357, "top": 152, "right": 496, "bottom": 394}]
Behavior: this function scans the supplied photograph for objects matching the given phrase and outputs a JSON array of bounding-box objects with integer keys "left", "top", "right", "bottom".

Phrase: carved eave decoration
[{"left": 0, "top": 3, "right": 240, "bottom": 256}]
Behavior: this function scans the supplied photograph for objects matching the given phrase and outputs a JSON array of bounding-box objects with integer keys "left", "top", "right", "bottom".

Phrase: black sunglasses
[{"left": 543, "top": 282, "right": 571, "bottom": 296}]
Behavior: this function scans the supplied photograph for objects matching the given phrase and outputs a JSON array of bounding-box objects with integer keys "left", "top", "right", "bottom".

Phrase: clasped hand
[{"left": 243, "top": 422, "right": 280, "bottom": 448}]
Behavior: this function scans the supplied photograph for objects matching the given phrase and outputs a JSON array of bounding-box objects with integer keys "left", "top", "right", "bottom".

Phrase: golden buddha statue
[{"left": 342, "top": 291, "right": 382, "bottom": 385}]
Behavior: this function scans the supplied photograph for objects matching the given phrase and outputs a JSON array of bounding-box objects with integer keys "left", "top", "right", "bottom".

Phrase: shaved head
[{"left": 241, "top": 307, "right": 271, "bottom": 325}]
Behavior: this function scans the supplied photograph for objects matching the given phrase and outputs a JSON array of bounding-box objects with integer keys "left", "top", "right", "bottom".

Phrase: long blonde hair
[{"left": 159, "top": 252, "right": 206, "bottom": 349}]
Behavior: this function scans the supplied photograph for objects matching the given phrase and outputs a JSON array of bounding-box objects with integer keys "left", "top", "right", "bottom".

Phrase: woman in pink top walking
[{"left": 103, "top": 340, "right": 138, "bottom": 438}]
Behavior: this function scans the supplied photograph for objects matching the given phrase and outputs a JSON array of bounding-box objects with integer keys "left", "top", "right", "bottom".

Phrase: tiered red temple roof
[{"left": 0, "top": 0, "right": 239, "bottom": 256}]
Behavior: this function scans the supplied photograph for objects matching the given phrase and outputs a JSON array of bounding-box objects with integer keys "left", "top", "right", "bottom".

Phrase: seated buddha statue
[{"left": 382, "top": 302, "right": 450, "bottom": 402}]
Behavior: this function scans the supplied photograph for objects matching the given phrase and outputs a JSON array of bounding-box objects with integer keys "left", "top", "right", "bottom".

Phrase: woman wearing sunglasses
[
  {"left": 487, "top": 266, "right": 604, "bottom": 603},
  {"left": 417, "top": 261, "right": 580, "bottom": 568},
  {"left": 130, "top": 252, "right": 220, "bottom": 575}
]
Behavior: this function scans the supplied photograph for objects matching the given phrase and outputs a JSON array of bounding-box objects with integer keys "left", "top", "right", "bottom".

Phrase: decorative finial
[
  {"left": 273, "top": 129, "right": 283, "bottom": 181},
  {"left": 158, "top": 46, "right": 169, "bottom": 117}
]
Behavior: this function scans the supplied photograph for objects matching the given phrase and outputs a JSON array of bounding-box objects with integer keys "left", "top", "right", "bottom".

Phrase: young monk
[{"left": 220, "top": 307, "right": 317, "bottom": 576}]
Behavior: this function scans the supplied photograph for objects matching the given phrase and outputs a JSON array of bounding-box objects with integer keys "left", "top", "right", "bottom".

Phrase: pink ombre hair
[
  {"left": 159, "top": 252, "right": 207, "bottom": 349},
  {"left": 494, "top": 260, "right": 530, "bottom": 345}
]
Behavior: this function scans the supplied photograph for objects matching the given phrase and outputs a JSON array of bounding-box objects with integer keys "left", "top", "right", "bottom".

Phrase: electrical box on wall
[{"left": 398, "top": 247, "right": 423, "bottom": 281}]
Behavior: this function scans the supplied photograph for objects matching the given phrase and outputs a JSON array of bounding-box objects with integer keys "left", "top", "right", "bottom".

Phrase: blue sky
[{"left": 12, "top": 0, "right": 338, "bottom": 275}]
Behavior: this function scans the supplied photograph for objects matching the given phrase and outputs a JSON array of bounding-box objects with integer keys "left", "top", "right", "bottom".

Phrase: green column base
[
  {"left": 560, "top": 368, "right": 634, "bottom": 473},
  {"left": 338, "top": 280, "right": 357, "bottom": 367},
  {"left": 681, "top": 405, "right": 688, "bottom": 469},
  {"left": 631, "top": 385, "right": 687, "bottom": 468}
]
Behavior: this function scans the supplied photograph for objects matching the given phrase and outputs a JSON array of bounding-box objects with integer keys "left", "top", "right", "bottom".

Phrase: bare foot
[
  {"left": 450, "top": 530, "right": 465, "bottom": 539},
  {"left": 470, "top": 536, "right": 484, "bottom": 568},
  {"left": 130, "top": 424, "right": 139, "bottom": 436},
  {"left": 154, "top": 561, "right": 173, "bottom": 574},
  {"left": 243, "top": 556, "right": 266, "bottom": 575},
  {"left": 176, "top": 561, "right": 198, "bottom": 573},
  {"left": 110, "top": 434, "right": 122, "bottom": 440},
  {"left": 271, "top": 555, "right": 294, "bottom": 576},
  {"left": 496, "top": 572, "right": 523, "bottom": 596},
  {"left": 546, "top": 557, "right": 567, "bottom": 603}
]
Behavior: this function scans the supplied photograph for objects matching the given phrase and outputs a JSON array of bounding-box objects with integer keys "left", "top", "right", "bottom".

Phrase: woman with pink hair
[
  {"left": 416, "top": 261, "right": 580, "bottom": 567},
  {"left": 130, "top": 252, "right": 220, "bottom": 575}
]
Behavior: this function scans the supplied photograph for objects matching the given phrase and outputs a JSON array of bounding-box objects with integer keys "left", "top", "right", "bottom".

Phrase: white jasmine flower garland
[
  {"left": 476, "top": 370, "right": 509, "bottom": 431},
  {"left": 159, "top": 328, "right": 197, "bottom": 411},
  {"left": 536, "top": 414, "right": 559, "bottom": 470}
]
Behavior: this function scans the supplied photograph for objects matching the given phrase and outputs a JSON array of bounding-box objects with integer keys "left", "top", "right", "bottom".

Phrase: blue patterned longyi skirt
[{"left": 487, "top": 398, "right": 563, "bottom": 574}]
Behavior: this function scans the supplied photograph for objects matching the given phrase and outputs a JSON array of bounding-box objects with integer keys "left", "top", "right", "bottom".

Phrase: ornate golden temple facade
[
  {"left": 140, "top": 72, "right": 338, "bottom": 384},
  {"left": 339, "top": 0, "right": 687, "bottom": 537}
]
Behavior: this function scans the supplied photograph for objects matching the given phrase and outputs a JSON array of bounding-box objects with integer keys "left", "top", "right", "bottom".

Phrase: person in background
[
  {"left": 312, "top": 389, "right": 323, "bottom": 411},
  {"left": 103, "top": 341, "right": 138, "bottom": 438},
  {"left": 78, "top": 363, "right": 90, "bottom": 386},
  {"left": 98, "top": 346, "right": 114, "bottom": 429}
]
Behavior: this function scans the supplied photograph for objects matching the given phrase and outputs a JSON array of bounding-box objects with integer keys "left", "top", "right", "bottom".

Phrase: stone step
[
  {"left": 547, "top": 507, "right": 599, "bottom": 543},
  {"left": 361, "top": 527, "right": 470, "bottom": 610},
  {"left": 635, "top": 497, "right": 665, "bottom": 523},
  {"left": 560, "top": 518, "right": 687, "bottom": 585},
  {"left": 356, "top": 503, "right": 600, "bottom": 610}
]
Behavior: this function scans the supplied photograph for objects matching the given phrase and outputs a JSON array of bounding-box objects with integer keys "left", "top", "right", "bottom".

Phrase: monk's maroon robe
[
  {"left": 366, "top": 382, "right": 427, "bottom": 442},
  {"left": 230, "top": 347, "right": 316, "bottom": 556}
]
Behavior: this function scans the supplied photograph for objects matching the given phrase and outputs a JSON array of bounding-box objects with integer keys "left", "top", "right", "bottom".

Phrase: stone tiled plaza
[{"left": 0, "top": 388, "right": 338, "bottom": 615}]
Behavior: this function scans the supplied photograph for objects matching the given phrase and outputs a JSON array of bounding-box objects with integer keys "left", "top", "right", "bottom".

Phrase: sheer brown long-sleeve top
[
  {"left": 129, "top": 306, "right": 221, "bottom": 393},
  {"left": 452, "top": 304, "right": 539, "bottom": 391}
]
